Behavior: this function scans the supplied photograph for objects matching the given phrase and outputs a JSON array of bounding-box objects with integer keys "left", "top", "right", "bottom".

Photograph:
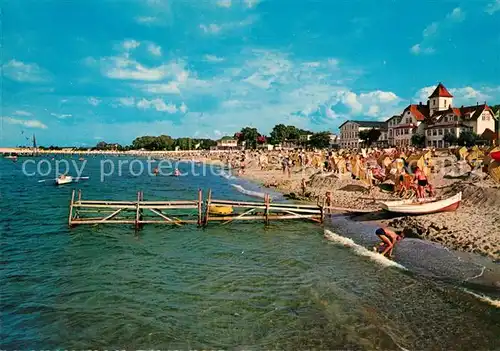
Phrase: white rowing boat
[
  {"left": 380, "top": 192, "right": 462, "bottom": 215},
  {"left": 56, "top": 175, "right": 74, "bottom": 185}
]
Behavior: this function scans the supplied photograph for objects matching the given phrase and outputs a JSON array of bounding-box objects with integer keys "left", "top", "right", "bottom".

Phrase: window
[
  {"left": 427, "top": 130, "right": 431, "bottom": 136},
  {"left": 482, "top": 115, "right": 485, "bottom": 120},
  {"left": 433, "top": 100, "right": 435, "bottom": 106},
  {"left": 438, "top": 129, "right": 443, "bottom": 135},
  {"left": 404, "top": 129, "right": 409, "bottom": 135},
  {"left": 444, "top": 100, "right": 447, "bottom": 108},
  {"left": 433, "top": 129, "right": 437, "bottom": 136}
]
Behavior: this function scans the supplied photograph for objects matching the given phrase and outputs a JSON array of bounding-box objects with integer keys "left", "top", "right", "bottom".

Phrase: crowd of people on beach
[{"left": 215, "top": 146, "right": 440, "bottom": 201}]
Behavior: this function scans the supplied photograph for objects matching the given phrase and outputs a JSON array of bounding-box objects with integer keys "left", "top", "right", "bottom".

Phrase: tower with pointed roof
[{"left": 428, "top": 82, "right": 453, "bottom": 116}]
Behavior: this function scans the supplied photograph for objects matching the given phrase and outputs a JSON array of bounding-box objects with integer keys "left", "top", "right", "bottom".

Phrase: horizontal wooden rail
[{"left": 68, "top": 188, "right": 333, "bottom": 229}]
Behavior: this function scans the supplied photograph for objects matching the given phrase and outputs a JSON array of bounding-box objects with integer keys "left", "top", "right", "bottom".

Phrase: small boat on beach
[
  {"left": 380, "top": 192, "right": 462, "bottom": 215},
  {"left": 490, "top": 151, "right": 500, "bottom": 162}
]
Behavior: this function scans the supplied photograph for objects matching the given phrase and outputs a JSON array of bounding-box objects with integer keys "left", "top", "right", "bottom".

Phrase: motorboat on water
[
  {"left": 380, "top": 192, "right": 462, "bottom": 215},
  {"left": 56, "top": 175, "right": 73, "bottom": 185}
]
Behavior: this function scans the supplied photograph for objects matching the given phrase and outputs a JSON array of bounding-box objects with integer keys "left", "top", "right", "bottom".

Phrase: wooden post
[
  {"left": 135, "top": 191, "right": 141, "bottom": 230},
  {"left": 197, "top": 189, "right": 202, "bottom": 226},
  {"left": 320, "top": 197, "right": 326, "bottom": 224},
  {"left": 204, "top": 188, "right": 212, "bottom": 226},
  {"left": 139, "top": 191, "right": 144, "bottom": 223},
  {"left": 264, "top": 193, "right": 270, "bottom": 225},
  {"left": 68, "top": 189, "right": 75, "bottom": 227}
]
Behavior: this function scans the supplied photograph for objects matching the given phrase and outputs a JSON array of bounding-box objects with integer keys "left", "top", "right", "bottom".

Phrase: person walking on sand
[
  {"left": 374, "top": 227, "right": 404, "bottom": 258},
  {"left": 414, "top": 166, "right": 428, "bottom": 198}
]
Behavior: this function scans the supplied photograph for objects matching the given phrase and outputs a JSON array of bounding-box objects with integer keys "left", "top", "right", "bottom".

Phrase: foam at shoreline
[
  {"left": 324, "top": 229, "right": 406, "bottom": 270},
  {"left": 230, "top": 183, "right": 268, "bottom": 199}
]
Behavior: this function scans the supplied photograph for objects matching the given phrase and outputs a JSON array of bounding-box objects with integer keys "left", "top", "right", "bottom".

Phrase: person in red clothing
[{"left": 414, "top": 166, "right": 428, "bottom": 198}]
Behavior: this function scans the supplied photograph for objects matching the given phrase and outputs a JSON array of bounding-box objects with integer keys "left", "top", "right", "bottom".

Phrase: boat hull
[
  {"left": 56, "top": 177, "right": 73, "bottom": 185},
  {"left": 490, "top": 151, "right": 500, "bottom": 162},
  {"left": 380, "top": 192, "right": 461, "bottom": 215}
]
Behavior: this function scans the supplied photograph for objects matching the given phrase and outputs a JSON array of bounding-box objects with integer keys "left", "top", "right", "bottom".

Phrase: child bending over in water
[{"left": 374, "top": 227, "right": 404, "bottom": 258}]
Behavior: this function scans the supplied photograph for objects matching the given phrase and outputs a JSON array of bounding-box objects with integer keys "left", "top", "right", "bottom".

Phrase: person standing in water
[{"left": 374, "top": 227, "right": 404, "bottom": 258}]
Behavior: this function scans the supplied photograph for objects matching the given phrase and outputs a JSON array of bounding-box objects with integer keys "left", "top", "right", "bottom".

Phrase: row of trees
[
  {"left": 233, "top": 125, "right": 333, "bottom": 149},
  {"left": 129, "top": 135, "right": 217, "bottom": 151}
]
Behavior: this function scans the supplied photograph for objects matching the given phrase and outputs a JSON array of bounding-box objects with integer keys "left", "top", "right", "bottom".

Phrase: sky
[{"left": 1, "top": 0, "right": 500, "bottom": 147}]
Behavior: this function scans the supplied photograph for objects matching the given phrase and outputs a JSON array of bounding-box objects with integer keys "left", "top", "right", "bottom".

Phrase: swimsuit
[{"left": 418, "top": 179, "right": 428, "bottom": 186}]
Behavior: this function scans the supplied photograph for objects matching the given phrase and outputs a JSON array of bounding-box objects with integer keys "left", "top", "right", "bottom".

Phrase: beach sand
[{"left": 236, "top": 158, "right": 500, "bottom": 261}]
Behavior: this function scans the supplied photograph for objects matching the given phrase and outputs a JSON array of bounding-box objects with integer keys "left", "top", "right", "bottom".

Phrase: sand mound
[{"left": 442, "top": 181, "right": 500, "bottom": 207}]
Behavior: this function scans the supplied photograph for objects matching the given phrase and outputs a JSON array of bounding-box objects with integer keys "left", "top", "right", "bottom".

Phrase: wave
[
  {"left": 462, "top": 289, "right": 500, "bottom": 308},
  {"left": 231, "top": 184, "right": 268, "bottom": 199},
  {"left": 323, "top": 229, "right": 406, "bottom": 270},
  {"left": 220, "top": 171, "right": 235, "bottom": 180}
]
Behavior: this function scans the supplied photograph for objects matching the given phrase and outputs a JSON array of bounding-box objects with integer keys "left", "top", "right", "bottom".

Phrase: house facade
[
  {"left": 386, "top": 115, "right": 401, "bottom": 146},
  {"left": 423, "top": 83, "right": 497, "bottom": 147},
  {"left": 338, "top": 83, "right": 498, "bottom": 148},
  {"left": 338, "top": 120, "right": 386, "bottom": 148},
  {"left": 216, "top": 138, "right": 238, "bottom": 150},
  {"left": 392, "top": 104, "right": 427, "bottom": 147}
]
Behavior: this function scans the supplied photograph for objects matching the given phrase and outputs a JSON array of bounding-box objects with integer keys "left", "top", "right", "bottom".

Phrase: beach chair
[{"left": 395, "top": 174, "right": 416, "bottom": 199}]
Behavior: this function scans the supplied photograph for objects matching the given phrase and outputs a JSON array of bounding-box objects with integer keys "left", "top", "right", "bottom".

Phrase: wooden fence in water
[{"left": 68, "top": 189, "right": 336, "bottom": 229}]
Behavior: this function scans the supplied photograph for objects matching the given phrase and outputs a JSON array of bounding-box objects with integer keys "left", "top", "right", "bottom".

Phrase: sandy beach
[{"left": 228, "top": 153, "right": 500, "bottom": 261}]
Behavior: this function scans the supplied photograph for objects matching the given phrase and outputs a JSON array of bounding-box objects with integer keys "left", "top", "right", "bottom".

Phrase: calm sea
[{"left": 1, "top": 156, "right": 499, "bottom": 350}]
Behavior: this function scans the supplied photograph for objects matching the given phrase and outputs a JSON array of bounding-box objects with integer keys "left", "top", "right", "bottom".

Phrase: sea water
[{"left": 1, "top": 156, "right": 499, "bottom": 350}]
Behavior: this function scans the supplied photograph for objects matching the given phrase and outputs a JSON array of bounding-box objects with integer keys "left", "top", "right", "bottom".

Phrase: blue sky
[{"left": 2, "top": 0, "right": 500, "bottom": 146}]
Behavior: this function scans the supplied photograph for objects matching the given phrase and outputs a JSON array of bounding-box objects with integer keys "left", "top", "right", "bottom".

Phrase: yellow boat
[{"left": 209, "top": 205, "right": 233, "bottom": 215}]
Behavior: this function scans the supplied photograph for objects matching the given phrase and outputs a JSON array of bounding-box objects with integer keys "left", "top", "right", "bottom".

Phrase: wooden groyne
[{"left": 68, "top": 189, "right": 329, "bottom": 228}]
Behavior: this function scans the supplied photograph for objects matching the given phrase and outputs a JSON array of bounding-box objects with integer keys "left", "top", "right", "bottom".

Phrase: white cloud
[
  {"left": 96, "top": 56, "right": 185, "bottom": 81},
  {"left": 485, "top": 0, "right": 500, "bottom": 14},
  {"left": 122, "top": 39, "right": 141, "bottom": 51},
  {"left": 216, "top": 0, "right": 232, "bottom": 7},
  {"left": 414, "top": 84, "right": 499, "bottom": 106},
  {"left": 222, "top": 100, "right": 243, "bottom": 108},
  {"left": 117, "top": 97, "right": 136, "bottom": 106},
  {"left": 14, "top": 110, "right": 33, "bottom": 116},
  {"left": 244, "top": 0, "right": 260, "bottom": 8},
  {"left": 204, "top": 54, "right": 225, "bottom": 62},
  {"left": 137, "top": 98, "right": 178, "bottom": 113},
  {"left": 179, "top": 102, "right": 188, "bottom": 113},
  {"left": 410, "top": 7, "right": 464, "bottom": 55},
  {"left": 423, "top": 22, "right": 438, "bottom": 37},
  {"left": 366, "top": 105, "right": 380, "bottom": 117},
  {"left": 107, "top": 48, "right": 404, "bottom": 134},
  {"left": 360, "top": 90, "right": 398, "bottom": 103},
  {"left": 327, "top": 58, "right": 340, "bottom": 67},
  {"left": 200, "top": 16, "right": 255, "bottom": 35},
  {"left": 2, "top": 60, "right": 48, "bottom": 83},
  {"left": 50, "top": 113, "right": 72, "bottom": 119},
  {"left": 447, "top": 7, "right": 465, "bottom": 21},
  {"left": 342, "top": 92, "right": 363, "bottom": 113},
  {"left": 415, "top": 86, "right": 436, "bottom": 102},
  {"left": 135, "top": 16, "right": 157, "bottom": 24},
  {"left": 143, "top": 82, "right": 181, "bottom": 94},
  {"left": 450, "top": 87, "right": 491, "bottom": 105},
  {"left": 148, "top": 43, "right": 162, "bottom": 56},
  {"left": 302, "top": 62, "right": 321, "bottom": 68},
  {"left": 3, "top": 116, "right": 48, "bottom": 129},
  {"left": 88, "top": 97, "right": 101, "bottom": 106},
  {"left": 200, "top": 23, "right": 222, "bottom": 34},
  {"left": 410, "top": 44, "right": 435, "bottom": 55}
]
